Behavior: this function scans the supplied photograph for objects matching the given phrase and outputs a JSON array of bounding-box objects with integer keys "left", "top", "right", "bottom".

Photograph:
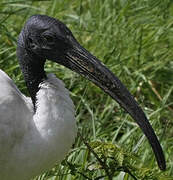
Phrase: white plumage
[{"left": 0, "top": 70, "right": 76, "bottom": 180}]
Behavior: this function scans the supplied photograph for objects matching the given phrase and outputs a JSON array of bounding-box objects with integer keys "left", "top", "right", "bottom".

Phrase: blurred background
[{"left": 0, "top": 0, "right": 173, "bottom": 179}]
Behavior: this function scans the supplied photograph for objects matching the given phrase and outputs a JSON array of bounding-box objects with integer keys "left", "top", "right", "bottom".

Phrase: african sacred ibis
[{"left": 0, "top": 15, "right": 166, "bottom": 180}]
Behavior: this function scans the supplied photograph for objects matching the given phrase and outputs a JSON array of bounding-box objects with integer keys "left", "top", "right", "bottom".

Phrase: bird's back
[{"left": 0, "top": 70, "right": 32, "bottom": 178}]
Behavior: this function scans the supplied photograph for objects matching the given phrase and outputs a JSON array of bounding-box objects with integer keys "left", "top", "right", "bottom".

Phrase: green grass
[{"left": 0, "top": 0, "right": 173, "bottom": 179}]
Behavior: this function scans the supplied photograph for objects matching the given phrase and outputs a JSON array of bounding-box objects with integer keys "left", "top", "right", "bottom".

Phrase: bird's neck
[{"left": 17, "top": 46, "right": 46, "bottom": 109}]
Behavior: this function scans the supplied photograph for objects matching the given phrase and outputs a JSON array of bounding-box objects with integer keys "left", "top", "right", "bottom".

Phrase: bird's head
[
  {"left": 19, "top": 15, "right": 75, "bottom": 62},
  {"left": 17, "top": 15, "right": 166, "bottom": 170}
]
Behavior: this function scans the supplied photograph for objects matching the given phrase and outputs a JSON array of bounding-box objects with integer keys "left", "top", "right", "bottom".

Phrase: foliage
[{"left": 0, "top": 0, "right": 173, "bottom": 179}]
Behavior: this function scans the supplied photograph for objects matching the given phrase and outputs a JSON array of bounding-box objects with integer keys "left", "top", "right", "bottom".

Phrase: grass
[{"left": 0, "top": 0, "right": 173, "bottom": 179}]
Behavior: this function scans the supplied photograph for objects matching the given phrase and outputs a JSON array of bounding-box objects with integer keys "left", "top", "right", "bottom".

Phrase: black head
[
  {"left": 18, "top": 15, "right": 76, "bottom": 62},
  {"left": 17, "top": 15, "right": 79, "bottom": 106},
  {"left": 17, "top": 15, "right": 166, "bottom": 170}
]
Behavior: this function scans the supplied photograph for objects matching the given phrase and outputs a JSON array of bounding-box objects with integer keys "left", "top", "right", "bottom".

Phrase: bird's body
[
  {"left": 0, "top": 14, "right": 165, "bottom": 180},
  {"left": 0, "top": 70, "right": 76, "bottom": 180}
]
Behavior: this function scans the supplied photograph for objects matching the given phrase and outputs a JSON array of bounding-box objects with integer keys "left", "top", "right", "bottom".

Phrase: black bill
[{"left": 59, "top": 38, "right": 166, "bottom": 170}]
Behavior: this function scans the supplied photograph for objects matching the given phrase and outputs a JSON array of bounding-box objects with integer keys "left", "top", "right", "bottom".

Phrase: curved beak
[{"left": 56, "top": 38, "right": 166, "bottom": 170}]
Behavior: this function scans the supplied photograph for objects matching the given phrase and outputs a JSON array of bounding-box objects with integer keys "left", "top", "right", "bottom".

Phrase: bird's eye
[{"left": 43, "top": 35, "right": 54, "bottom": 43}]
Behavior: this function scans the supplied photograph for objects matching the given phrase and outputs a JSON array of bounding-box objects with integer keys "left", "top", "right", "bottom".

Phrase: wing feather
[{"left": 0, "top": 70, "right": 32, "bottom": 154}]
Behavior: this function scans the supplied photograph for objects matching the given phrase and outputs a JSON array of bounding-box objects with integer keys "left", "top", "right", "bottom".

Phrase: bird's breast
[
  {"left": 34, "top": 73, "right": 76, "bottom": 154},
  {"left": 15, "top": 74, "right": 76, "bottom": 180}
]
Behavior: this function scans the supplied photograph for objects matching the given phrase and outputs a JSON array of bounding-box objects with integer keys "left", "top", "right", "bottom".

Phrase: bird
[{"left": 0, "top": 14, "right": 166, "bottom": 180}]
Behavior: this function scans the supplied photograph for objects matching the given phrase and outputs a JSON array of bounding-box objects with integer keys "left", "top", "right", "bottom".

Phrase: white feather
[{"left": 0, "top": 70, "right": 76, "bottom": 180}]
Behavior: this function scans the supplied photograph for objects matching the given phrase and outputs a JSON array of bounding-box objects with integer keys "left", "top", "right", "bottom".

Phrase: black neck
[{"left": 17, "top": 46, "right": 46, "bottom": 109}]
